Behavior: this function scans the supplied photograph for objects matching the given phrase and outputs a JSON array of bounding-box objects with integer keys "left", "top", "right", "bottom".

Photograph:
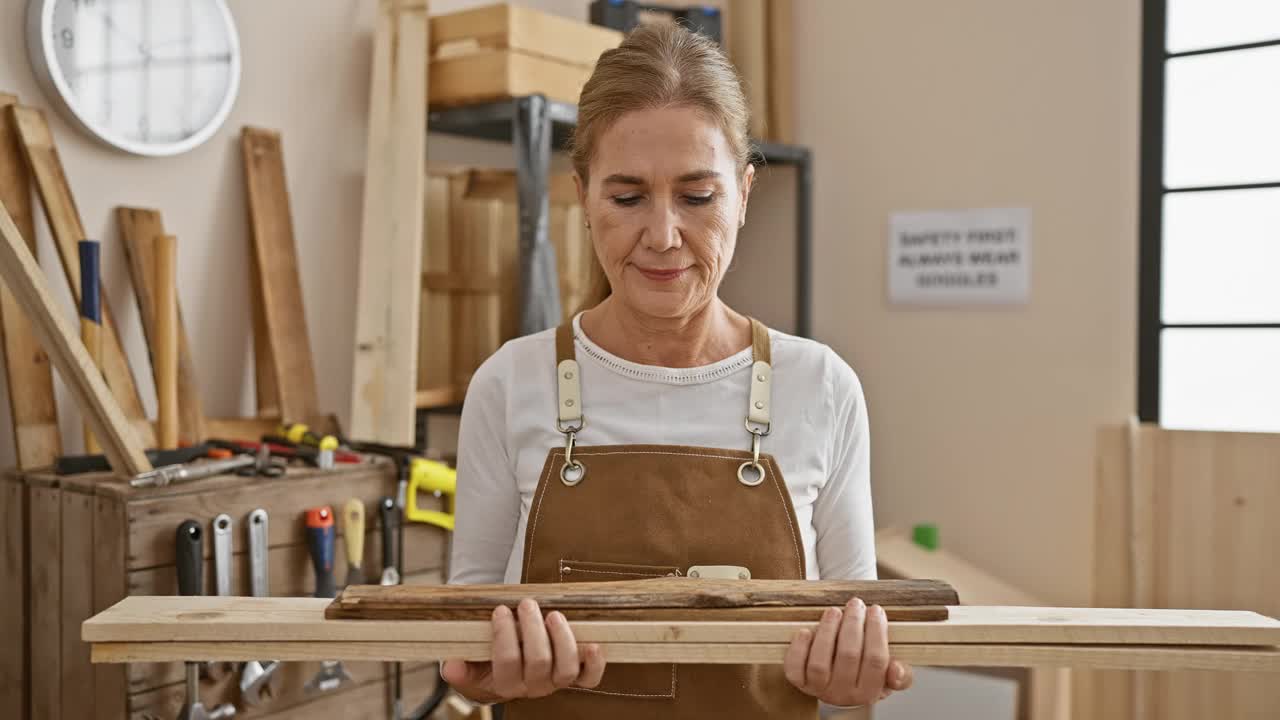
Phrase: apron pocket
[{"left": 557, "top": 558, "right": 680, "bottom": 699}]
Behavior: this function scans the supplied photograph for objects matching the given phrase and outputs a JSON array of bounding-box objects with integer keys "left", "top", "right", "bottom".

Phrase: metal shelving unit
[{"left": 417, "top": 94, "right": 814, "bottom": 448}]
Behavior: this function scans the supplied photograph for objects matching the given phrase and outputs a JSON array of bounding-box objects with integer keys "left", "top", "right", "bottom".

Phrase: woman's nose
[{"left": 641, "top": 202, "right": 682, "bottom": 252}]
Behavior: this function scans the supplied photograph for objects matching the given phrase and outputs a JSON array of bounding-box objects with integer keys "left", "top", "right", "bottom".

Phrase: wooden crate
[
  {"left": 418, "top": 168, "right": 590, "bottom": 405},
  {"left": 429, "top": 3, "right": 622, "bottom": 107},
  {"left": 12, "top": 461, "right": 449, "bottom": 720}
]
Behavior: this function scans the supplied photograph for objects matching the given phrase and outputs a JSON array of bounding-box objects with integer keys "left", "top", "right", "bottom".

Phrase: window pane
[
  {"left": 1168, "top": 0, "right": 1280, "bottom": 53},
  {"left": 1162, "top": 188, "right": 1280, "bottom": 323},
  {"left": 1165, "top": 46, "right": 1280, "bottom": 188},
  {"left": 1161, "top": 329, "right": 1280, "bottom": 432}
]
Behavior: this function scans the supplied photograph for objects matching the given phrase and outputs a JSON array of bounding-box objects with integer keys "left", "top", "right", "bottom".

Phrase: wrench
[
  {"left": 175, "top": 520, "right": 236, "bottom": 720},
  {"left": 202, "top": 514, "right": 236, "bottom": 681},
  {"left": 237, "top": 509, "right": 280, "bottom": 707},
  {"left": 132, "top": 446, "right": 282, "bottom": 488}
]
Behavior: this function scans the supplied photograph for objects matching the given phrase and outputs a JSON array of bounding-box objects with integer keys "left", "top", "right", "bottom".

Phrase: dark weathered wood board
[
  {"left": 327, "top": 579, "right": 959, "bottom": 621},
  {"left": 0, "top": 473, "right": 28, "bottom": 720}
]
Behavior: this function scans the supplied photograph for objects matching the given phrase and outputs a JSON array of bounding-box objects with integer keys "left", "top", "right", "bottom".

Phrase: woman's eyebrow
[{"left": 602, "top": 173, "right": 645, "bottom": 186}]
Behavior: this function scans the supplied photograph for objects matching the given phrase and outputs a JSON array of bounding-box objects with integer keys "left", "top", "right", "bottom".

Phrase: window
[{"left": 1139, "top": 0, "right": 1280, "bottom": 432}]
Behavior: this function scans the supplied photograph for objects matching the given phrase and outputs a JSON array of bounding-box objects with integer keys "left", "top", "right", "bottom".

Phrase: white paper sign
[{"left": 888, "top": 208, "right": 1031, "bottom": 305}]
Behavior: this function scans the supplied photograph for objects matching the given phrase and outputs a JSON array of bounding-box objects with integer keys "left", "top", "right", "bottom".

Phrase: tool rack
[{"left": 4, "top": 462, "right": 449, "bottom": 720}]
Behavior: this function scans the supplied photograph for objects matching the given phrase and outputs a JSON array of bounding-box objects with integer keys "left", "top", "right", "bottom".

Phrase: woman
[{"left": 442, "top": 22, "right": 912, "bottom": 719}]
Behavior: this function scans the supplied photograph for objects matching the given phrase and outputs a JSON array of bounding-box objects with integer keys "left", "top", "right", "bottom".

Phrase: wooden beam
[
  {"left": 83, "top": 597, "right": 1280, "bottom": 647},
  {"left": 117, "top": 208, "right": 207, "bottom": 442},
  {"left": 349, "top": 0, "right": 428, "bottom": 444},
  {"left": 0, "top": 198, "right": 151, "bottom": 475},
  {"left": 87, "top": 639, "right": 1280, "bottom": 672},
  {"left": 239, "top": 127, "right": 320, "bottom": 424},
  {"left": 153, "top": 235, "right": 178, "bottom": 448},
  {"left": 0, "top": 96, "right": 59, "bottom": 468},
  {"left": 10, "top": 105, "right": 155, "bottom": 446}
]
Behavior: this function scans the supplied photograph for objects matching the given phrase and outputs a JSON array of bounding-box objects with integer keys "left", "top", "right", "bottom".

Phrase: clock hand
[{"left": 97, "top": 11, "right": 152, "bottom": 60}]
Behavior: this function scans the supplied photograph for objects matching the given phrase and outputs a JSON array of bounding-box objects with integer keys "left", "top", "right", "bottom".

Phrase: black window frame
[{"left": 1138, "top": 0, "right": 1280, "bottom": 423}]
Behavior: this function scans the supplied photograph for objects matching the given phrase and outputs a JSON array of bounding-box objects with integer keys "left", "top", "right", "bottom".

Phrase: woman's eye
[
  {"left": 684, "top": 193, "right": 715, "bottom": 206},
  {"left": 612, "top": 194, "right": 642, "bottom": 207}
]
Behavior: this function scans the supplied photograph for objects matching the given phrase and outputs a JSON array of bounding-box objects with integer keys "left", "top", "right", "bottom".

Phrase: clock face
[{"left": 29, "top": 0, "right": 241, "bottom": 156}]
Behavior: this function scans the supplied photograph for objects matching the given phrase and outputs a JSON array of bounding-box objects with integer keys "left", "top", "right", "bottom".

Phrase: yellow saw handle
[{"left": 406, "top": 457, "right": 456, "bottom": 531}]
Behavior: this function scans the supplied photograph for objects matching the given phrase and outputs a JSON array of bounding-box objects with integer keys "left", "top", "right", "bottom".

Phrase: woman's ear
[
  {"left": 738, "top": 163, "right": 756, "bottom": 226},
  {"left": 573, "top": 171, "right": 588, "bottom": 213}
]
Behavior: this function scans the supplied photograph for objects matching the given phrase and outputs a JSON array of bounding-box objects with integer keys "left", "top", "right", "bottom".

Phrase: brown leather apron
[{"left": 504, "top": 319, "right": 818, "bottom": 720}]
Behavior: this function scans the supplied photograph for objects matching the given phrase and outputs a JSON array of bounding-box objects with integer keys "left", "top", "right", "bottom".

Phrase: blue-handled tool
[
  {"left": 304, "top": 505, "right": 352, "bottom": 694},
  {"left": 78, "top": 240, "right": 102, "bottom": 454}
]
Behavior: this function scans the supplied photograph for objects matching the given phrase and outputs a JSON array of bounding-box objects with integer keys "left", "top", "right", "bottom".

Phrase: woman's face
[{"left": 578, "top": 106, "right": 754, "bottom": 321}]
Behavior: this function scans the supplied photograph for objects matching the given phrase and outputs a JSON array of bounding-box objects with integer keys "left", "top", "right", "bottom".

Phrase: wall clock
[{"left": 26, "top": 0, "right": 242, "bottom": 157}]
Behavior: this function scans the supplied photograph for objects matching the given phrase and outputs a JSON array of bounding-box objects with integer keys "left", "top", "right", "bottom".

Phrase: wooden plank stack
[
  {"left": 429, "top": 3, "right": 622, "bottom": 107},
  {"left": 418, "top": 169, "right": 591, "bottom": 405}
]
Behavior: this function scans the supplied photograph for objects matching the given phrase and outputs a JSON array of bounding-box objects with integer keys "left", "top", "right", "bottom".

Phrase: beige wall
[
  {"left": 787, "top": 0, "right": 1141, "bottom": 605},
  {"left": 0, "top": 0, "right": 1140, "bottom": 604}
]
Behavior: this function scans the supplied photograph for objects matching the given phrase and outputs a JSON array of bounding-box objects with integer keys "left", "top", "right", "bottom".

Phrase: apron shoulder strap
[
  {"left": 555, "top": 323, "right": 583, "bottom": 429},
  {"left": 747, "top": 318, "right": 772, "bottom": 430}
]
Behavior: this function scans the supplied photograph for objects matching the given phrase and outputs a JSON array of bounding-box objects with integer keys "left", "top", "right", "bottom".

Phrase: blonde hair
[{"left": 570, "top": 22, "right": 752, "bottom": 312}]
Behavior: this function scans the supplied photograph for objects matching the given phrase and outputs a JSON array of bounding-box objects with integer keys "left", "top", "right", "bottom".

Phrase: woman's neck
[{"left": 579, "top": 297, "right": 752, "bottom": 368}]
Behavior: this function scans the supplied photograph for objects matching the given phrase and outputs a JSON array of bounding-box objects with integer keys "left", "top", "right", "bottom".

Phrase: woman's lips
[{"left": 635, "top": 266, "right": 688, "bottom": 282}]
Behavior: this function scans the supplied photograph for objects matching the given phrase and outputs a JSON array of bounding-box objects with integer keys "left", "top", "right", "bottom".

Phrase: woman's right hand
[{"left": 441, "top": 598, "right": 608, "bottom": 704}]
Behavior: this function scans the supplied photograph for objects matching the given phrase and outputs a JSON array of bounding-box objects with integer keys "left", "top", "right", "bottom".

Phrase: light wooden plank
[
  {"left": 10, "top": 105, "right": 155, "bottom": 446},
  {"left": 1150, "top": 430, "right": 1280, "bottom": 719},
  {"left": 349, "top": 0, "right": 428, "bottom": 445},
  {"left": 89, "top": 640, "right": 1280, "bottom": 672},
  {"left": 0, "top": 197, "right": 151, "bottom": 475},
  {"left": 27, "top": 482, "right": 60, "bottom": 720},
  {"left": 116, "top": 207, "right": 207, "bottom": 443},
  {"left": 766, "top": 0, "right": 795, "bottom": 144},
  {"left": 728, "top": 0, "right": 770, "bottom": 140},
  {"left": 201, "top": 414, "right": 280, "bottom": 441},
  {"left": 61, "top": 488, "right": 96, "bottom": 720},
  {"left": 0, "top": 474, "right": 28, "bottom": 720},
  {"left": 0, "top": 97, "right": 60, "bottom": 469},
  {"left": 429, "top": 3, "right": 620, "bottom": 68},
  {"left": 240, "top": 127, "right": 320, "bottom": 424},
  {"left": 430, "top": 50, "right": 590, "bottom": 107},
  {"left": 83, "top": 597, "right": 1280, "bottom": 647},
  {"left": 93, "top": 495, "right": 128, "bottom": 720}
]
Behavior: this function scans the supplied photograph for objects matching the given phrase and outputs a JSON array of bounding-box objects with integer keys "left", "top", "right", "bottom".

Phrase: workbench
[{"left": 85, "top": 596, "right": 1280, "bottom": 673}]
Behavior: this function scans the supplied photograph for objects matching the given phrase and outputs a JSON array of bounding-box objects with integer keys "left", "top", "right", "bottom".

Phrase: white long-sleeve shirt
[{"left": 448, "top": 314, "right": 876, "bottom": 584}]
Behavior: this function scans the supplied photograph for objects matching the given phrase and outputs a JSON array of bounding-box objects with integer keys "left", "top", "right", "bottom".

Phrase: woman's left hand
[{"left": 783, "top": 598, "right": 914, "bottom": 707}]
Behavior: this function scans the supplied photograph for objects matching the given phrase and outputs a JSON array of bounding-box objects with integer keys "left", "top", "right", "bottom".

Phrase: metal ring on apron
[
  {"left": 738, "top": 430, "right": 767, "bottom": 486},
  {"left": 560, "top": 429, "right": 585, "bottom": 486},
  {"left": 737, "top": 460, "right": 765, "bottom": 486}
]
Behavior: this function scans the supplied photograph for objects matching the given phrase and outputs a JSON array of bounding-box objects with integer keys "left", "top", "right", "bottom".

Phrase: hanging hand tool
[
  {"left": 204, "top": 514, "right": 236, "bottom": 681},
  {"left": 78, "top": 239, "right": 102, "bottom": 454},
  {"left": 304, "top": 506, "right": 353, "bottom": 694},
  {"left": 175, "top": 520, "right": 236, "bottom": 720},
  {"left": 342, "top": 499, "right": 366, "bottom": 587},
  {"left": 279, "top": 422, "right": 339, "bottom": 469},
  {"left": 131, "top": 445, "right": 284, "bottom": 488},
  {"left": 405, "top": 457, "right": 456, "bottom": 531},
  {"left": 55, "top": 442, "right": 212, "bottom": 475},
  {"left": 238, "top": 508, "right": 280, "bottom": 707},
  {"left": 379, "top": 497, "right": 401, "bottom": 586}
]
